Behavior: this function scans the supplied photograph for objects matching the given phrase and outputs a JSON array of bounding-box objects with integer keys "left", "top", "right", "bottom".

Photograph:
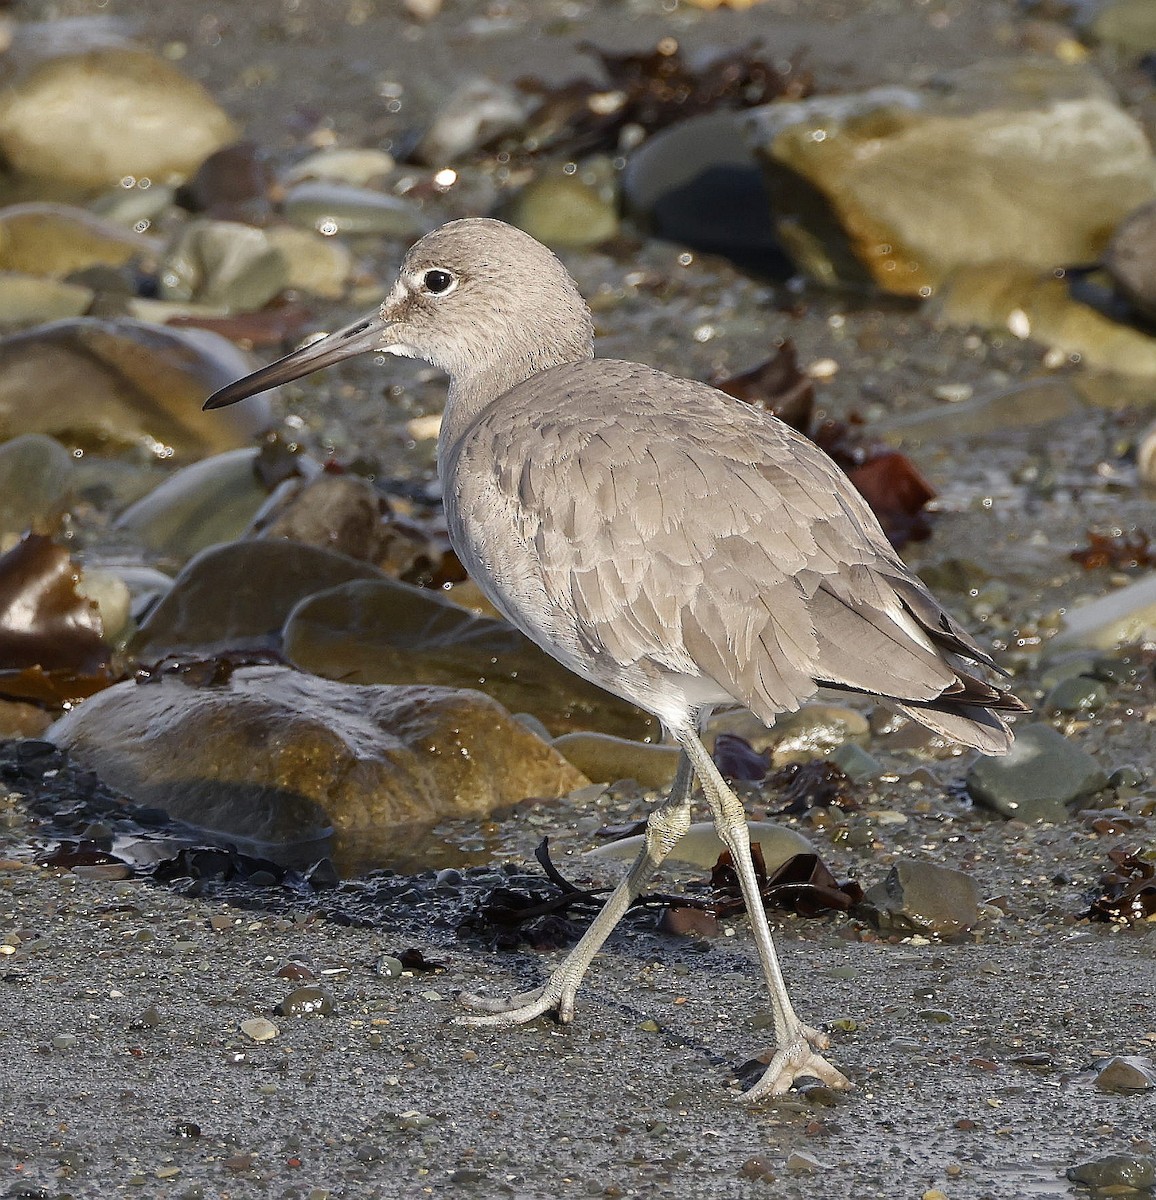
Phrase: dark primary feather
[{"left": 449, "top": 358, "right": 1023, "bottom": 752}]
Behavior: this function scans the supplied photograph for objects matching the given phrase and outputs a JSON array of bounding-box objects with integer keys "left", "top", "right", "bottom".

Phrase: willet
[{"left": 205, "top": 217, "right": 1026, "bottom": 1101}]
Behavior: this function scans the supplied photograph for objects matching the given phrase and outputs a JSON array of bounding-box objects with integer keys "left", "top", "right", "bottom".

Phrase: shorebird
[{"left": 205, "top": 217, "right": 1025, "bottom": 1100}]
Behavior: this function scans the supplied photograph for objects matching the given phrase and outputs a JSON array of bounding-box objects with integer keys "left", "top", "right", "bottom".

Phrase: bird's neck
[{"left": 437, "top": 342, "right": 593, "bottom": 458}]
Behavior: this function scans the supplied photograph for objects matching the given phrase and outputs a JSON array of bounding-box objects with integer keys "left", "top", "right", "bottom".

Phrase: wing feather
[{"left": 447, "top": 358, "right": 1015, "bottom": 738}]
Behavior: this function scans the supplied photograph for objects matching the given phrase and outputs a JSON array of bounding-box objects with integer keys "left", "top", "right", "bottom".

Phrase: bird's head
[{"left": 203, "top": 217, "right": 594, "bottom": 412}]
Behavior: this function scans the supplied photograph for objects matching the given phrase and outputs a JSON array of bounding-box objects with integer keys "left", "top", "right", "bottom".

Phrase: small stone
[
  {"left": 1050, "top": 573, "right": 1156, "bottom": 651},
  {"left": 587, "top": 820, "right": 812, "bottom": 872},
  {"left": 113, "top": 448, "right": 275, "bottom": 565},
  {"left": 1095, "top": 1054, "right": 1156, "bottom": 1092},
  {"left": 0, "top": 202, "right": 157, "bottom": 277},
  {"left": 621, "top": 109, "right": 780, "bottom": 276},
  {"left": 0, "top": 272, "right": 94, "bottom": 326},
  {"left": 159, "top": 219, "right": 289, "bottom": 312},
  {"left": 71, "top": 863, "right": 131, "bottom": 881},
  {"left": 277, "top": 985, "right": 335, "bottom": 1018},
  {"left": 967, "top": 723, "right": 1107, "bottom": 822},
  {"left": 862, "top": 859, "right": 981, "bottom": 935},
  {"left": 240, "top": 1017, "right": 279, "bottom": 1042},
  {"left": 0, "top": 318, "right": 271, "bottom": 461},
  {"left": 505, "top": 171, "right": 618, "bottom": 249},
  {"left": 52, "top": 1033, "right": 78, "bottom": 1050},
  {"left": 1044, "top": 675, "right": 1107, "bottom": 714},
  {"left": 746, "top": 59, "right": 1156, "bottom": 295},
  {"left": 552, "top": 731, "right": 680, "bottom": 789},
  {"left": 414, "top": 77, "right": 532, "bottom": 165},
  {"left": 376, "top": 955, "right": 405, "bottom": 979},
  {"left": 786, "top": 1151, "right": 829, "bottom": 1171},
  {"left": 829, "top": 742, "right": 883, "bottom": 782},
  {"left": 0, "top": 39, "right": 236, "bottom": 189},
  {"left": 282, "top": 181, "right": 423, "bottom": 238},
  {"left": 284, "top": 147, "right": 396, "bottom": 187}
]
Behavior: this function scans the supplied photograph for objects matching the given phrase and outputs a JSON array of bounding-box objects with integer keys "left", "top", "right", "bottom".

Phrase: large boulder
[
  {"left": 745, "top": 59, "right": 1156, "bottom": 294},
  {"left": 49, "top": 666, "right": 588, "bottom": 848}
]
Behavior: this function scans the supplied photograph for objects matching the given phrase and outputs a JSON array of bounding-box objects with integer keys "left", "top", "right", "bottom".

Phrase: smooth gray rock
[
  {"left": 967, "top": 723, "right": 1107, "bottom": 821},
  {"left": 130, "top": 540, "right": 384, "bottom": 659},
  {"left": 862, "top": 859, "right": 981, "bottom": 935}
]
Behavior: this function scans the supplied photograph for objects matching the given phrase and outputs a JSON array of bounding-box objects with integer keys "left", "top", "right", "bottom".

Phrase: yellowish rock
[
  {"left": 935, "top": 264, "right": 1156, "bottom": 377},
  {"left": 0, "top": 203, "right": 158, "bottom": 276},
  {"left": 0, "top": 44, "right": 236, "bottom": 189}
]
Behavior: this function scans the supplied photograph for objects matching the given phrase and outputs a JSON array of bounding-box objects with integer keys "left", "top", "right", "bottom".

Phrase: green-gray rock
[
  {"left": 1068, "top": 1154, "right": 1156, "bottom": 1189},
  {"left": 1044, "top": 675, "right": 1107, "bottom": 715},
  {"left": 505, "top": 172, "right": 618, "bottom": 249},
  {"left": 159, "top": 219, "right": 289, "bottom": 312},
  {"left": 966, "top": 723, "right": 1107, "bottom": 821},
  {"left": 113, "top": 448, "right": 272, "bottom": 564},
  {"left": 0, "top": 433, "right": 73, "bottom": 537},
  {"left": 130, "top": 540, "right": 385, "bottom": 660}
]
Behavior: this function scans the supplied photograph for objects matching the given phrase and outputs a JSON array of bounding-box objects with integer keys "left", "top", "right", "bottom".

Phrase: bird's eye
[{"left": 422, "top": 268, "right": 456, "bottom": 295}]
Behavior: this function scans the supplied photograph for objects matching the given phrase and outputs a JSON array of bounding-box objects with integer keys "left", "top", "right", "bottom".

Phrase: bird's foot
[
  {"left": 455, "top": 977, "right": 577, "bottom": 1028},
  {"left": 738, "top": 1023, "right": 852, "bottom": 1103}
]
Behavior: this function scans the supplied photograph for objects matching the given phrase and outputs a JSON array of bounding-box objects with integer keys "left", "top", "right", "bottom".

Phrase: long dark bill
[{"left": 202, "top": 312, "right": 397, "bottom": 410}]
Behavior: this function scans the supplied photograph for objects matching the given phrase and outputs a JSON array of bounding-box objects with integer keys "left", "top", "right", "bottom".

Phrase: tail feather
[{"left": 894, "top": 700, "right": 1016, "bottom": 755}]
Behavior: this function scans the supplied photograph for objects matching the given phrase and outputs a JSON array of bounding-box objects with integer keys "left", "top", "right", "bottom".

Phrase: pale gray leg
[
  {"left": 675, "top": 727, "right": 852, "bottom": 1101},
  {"left": 457, "top": 754, "right": 695, "bottom": 1026}
]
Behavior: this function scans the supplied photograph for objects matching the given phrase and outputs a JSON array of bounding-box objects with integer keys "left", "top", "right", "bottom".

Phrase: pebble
[
  {"left": 505, "top": 171, "right": 618, "bottom": 249},
  {"left": 786, "top": 1151, "right": 829, "bottom": 1172},
  {"left": 50, "top": 666, "right": 588, "bottom": 849},
  {"left": 414, "top": 76, "right": 532, "bottom": 165},
  {"left": 0, "top": 39, "right": 236, "bottom": 188},
  {"left": 277, "top": 985, "right": 335, "bottom": 1017},
  {"left": 587, "top": 820, "right": 813, "bottom": 872},
  {"left": 282, "top": 180, "right": 423, "bottom": 238},
  {"left": 159, "top": 218, "right": 289, "bottom": 312},
  {"left": 0, "top": 272, "right": 93, "bottom": 326},
  {"left": 0, "top": 202, "right": 158, "bottom": 277},
  {"left": 113, "top": 448, "right": 273, "bottom": 564},
  {"left": 284, "top": 147, "right": 396, "bottom": 187},
  {"left": 745, "top": 59, "right": 1156, "bottom": 295},
  {"left": 620, "top": 109, "right": 782, "bottom": 276},
  {"left": 283, "top": 574, "right": 653, "bottom": 739},
  {"left": 0, "top": 317, "right": 272, "bottom": 461},
  {"left": 240, "top": 1017, "right": 279, "bottom": 1042},
  {"left": 1049, "top": 573, "right": 1156, "bottom": 651},
  {"left": 830, "top": 742, "right": 884, "bottom": 782},
  {"left": 0, "top": 433, "right": 73, "bottom": 538},
  {"left": 552, "top": 731, "right": 680, "bottom": 789}
]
